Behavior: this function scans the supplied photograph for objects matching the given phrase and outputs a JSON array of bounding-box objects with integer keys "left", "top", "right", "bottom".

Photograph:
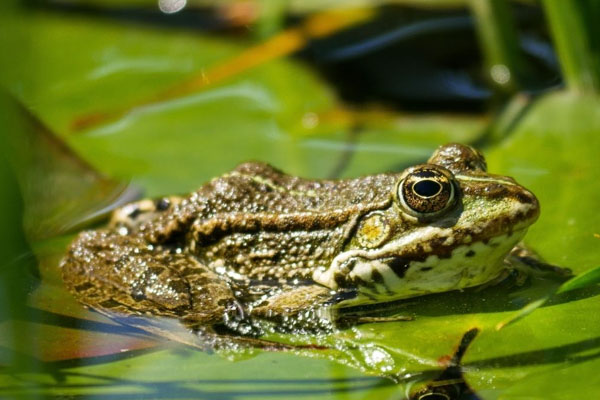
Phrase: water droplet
[
  {"left": 490, "top": 64, "right": 511, "bottom": 85},
  {"left": 158, "top": 0, "right": 186, "bottom": 14}
]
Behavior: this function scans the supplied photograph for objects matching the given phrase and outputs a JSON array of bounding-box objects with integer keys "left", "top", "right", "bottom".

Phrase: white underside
[{"left": 314, "top": 230, "right": 526, "bottom": 307}]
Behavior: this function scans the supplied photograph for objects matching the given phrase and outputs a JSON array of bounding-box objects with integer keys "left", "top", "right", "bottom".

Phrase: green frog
[{"left": 60, "top": 143, "right": 547, "bottom": 344}]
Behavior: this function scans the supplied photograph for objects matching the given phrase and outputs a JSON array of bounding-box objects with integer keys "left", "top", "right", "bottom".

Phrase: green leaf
[
  {"left": 487, "top": 93, "right": 600, "bottom": 274},
  {"left": 494, "top": 264, "right": 600, "bottom": 332},
  {"left": 557, "top": 265, "right": 600, "bottom": 294},
  {"left": 463, "top": 92, "right": 600, "bottom": 399},
  {"left": 4, "top": 11, "right": 484, "bottom": 196},
  {"left": 494, "top": 296, "right": 549, "bottom": 331}
]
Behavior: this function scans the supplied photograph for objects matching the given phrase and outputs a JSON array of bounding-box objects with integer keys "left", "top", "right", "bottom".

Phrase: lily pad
[{"left": 463, "top": 92, "right": 600, "bottom": 399}]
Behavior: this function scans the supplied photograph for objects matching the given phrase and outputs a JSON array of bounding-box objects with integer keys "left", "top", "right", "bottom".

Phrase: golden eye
[{"left": 397, "top": 166, "right": 456, "bottom": 217}]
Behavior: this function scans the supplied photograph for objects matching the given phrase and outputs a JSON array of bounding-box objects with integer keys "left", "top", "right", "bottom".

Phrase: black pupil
[{"left": 414, "top": 179, "right": 441, "bottom": 197}]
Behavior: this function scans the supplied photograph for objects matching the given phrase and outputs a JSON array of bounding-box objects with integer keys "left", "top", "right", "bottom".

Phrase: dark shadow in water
[
  {"left": 23, "top": 306, "right": 147, "bottom": 337},
  {"left": 464, "top": 334, "right": 600, "bottom": 370},
  {"left": 412, "top": 328, "right": 481, "bottom": 400},
  {"left": 1, "top": 369, "right": 394, "bottom": 400},
  {"left": 343, "top": 273, "right": 600, "bottom": 320}
]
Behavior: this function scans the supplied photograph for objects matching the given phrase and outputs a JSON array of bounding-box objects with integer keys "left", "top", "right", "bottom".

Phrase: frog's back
[
  {"left": 141, "top": 162, "right": 397, "bottom": 282},
  {"left": 206, "top": 162, "right": 395, "bottom": 215},
  {"left": 142, "top": 162, "right": 396, "bottom": 239}
]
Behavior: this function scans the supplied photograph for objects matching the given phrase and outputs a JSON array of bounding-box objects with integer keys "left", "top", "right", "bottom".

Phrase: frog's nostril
[{"left": 514, "top": 190, "right": 537, "bottom": 205}]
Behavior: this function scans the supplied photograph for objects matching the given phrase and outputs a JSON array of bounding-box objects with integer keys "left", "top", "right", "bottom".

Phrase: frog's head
[{"left": 314, "top": 143, "right": 540, "bottom": 304}]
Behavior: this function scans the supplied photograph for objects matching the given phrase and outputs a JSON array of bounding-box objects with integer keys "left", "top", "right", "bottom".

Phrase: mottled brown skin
[
  {"left": 62, "top": 163, "right": 396, "bottom": 332},
  {"left": 61, "top": 143, "right": 544, "bottom": 339}
]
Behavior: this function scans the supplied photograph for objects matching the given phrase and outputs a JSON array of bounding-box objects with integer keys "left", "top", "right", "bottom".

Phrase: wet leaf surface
[{"left": 462, "top": 92, "right": 600, "bottom": 399}]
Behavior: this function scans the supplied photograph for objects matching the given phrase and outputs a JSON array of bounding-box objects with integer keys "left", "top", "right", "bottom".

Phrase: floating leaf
[
  {"left": 0, "top": 94, "right": 139, "bottom": 242},
  {"left": 556, "top": 265, "right": 600, "bottom": 294},
  {"left": 464, "top": 92, "right": 600, "bottom": 399}
]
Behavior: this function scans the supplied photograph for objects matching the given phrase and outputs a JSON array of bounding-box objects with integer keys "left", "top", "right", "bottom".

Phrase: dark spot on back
[
  {"left": 128, "top": 207, "right": 141, "bottom": 219},
  {"left": 168, "top": 279, "right": 188, "bottom": 294},
  {"left": 131, "top": 291, "right": 146, "bottom": 301},
  {"left": 148, "top": 266, "right": 166, "bottom": 276},
  {"left": 74, "top": 282, "right": 94, "bottom": 291},
  {"left": 217, "top": 298, "right": 231, "bottom": 306},
  {"left": 420, "top": 267, "right": 433, "bottom": 272},
  {"left": 99, "top": 299, "right": 122, "bottom": 308},
  {"left": 466, "top": 250, "right": 476, "bottom": 257},
  {"left": 156, "top": 198, "right": 171, "bottom": 211},
  {"left": 371, "top": 269, "right": 385, "bottom": 284},
  {"left": 388, "top": 257, "right": 410, "bottom": 278}
]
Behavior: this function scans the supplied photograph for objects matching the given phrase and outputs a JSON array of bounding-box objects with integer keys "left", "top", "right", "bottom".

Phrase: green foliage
[
  {"left": 542, "top": 0, "right": 600, "bottom": 93},
  {"left": 465, "top": 92, "right": 600, "bottom": 399},
  {"left": 557, "top": 265, "right": 600, "bottom": 294}
]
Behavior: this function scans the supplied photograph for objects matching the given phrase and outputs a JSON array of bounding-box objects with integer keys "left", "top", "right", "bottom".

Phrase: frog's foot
[
  {"left": 475, "top": 249, "right": 571, "bottom": 293},
  {"left": 505, "top": 245, "right": 572, "bottom": 281},
  {"left": 214, "top": 302, "right": 265, "bottom": 338}
]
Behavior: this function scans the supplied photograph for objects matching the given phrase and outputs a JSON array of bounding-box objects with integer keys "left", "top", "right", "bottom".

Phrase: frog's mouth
[{"left": 315, "top": 223, "right": 531, "bottom": 302}]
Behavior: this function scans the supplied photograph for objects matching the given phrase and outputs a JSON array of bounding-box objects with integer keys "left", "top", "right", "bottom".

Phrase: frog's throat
[{"left": 313, "top": 228, "right": 527, "bottom": 302}]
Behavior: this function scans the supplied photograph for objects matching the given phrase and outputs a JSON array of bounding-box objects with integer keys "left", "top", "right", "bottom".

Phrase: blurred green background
[{"left": 1, "top": 1, "right": 599, "bottom": 399}]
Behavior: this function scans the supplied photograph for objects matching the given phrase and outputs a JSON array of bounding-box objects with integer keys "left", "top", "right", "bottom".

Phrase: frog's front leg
[
  {"left": 249, "top": 285, "right": 339, "bottom": 331},
  {"left": 251, "top": 285, "right": 335, "bottom": 317},
  {"left": 473, "top": 246, "right": 571, "bottom": 293},
  {"left": 249, "top": 285, "right": 411, "bottom": 331},
  {"left": 505, "top": 245, "right": 572, "bottom": 284}
]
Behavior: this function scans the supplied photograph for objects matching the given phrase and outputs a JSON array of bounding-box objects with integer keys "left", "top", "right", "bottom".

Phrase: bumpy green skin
[{"left": 61, "top": 143, "right": 540, "bottom": 336}]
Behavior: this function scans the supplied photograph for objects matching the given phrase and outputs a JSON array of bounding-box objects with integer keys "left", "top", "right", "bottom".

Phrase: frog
[{"left": 60, "top": 143, "right": 553, "bottom": 346}]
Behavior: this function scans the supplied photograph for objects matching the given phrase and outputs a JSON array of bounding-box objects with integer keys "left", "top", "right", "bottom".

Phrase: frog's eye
[{"left": 397, "top": 167, "right": 456, "bottom": 217}]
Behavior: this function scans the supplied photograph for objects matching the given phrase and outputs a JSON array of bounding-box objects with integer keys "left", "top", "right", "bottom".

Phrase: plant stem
[
  {"left": 541, "top": 0, "right": 600, "bottom": 94},
  {"left": 257, "top": 0, "right": 288, "bottom": 39},
  {"left": 469, "top": 0, "right": 524, "bottom": 95}
]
